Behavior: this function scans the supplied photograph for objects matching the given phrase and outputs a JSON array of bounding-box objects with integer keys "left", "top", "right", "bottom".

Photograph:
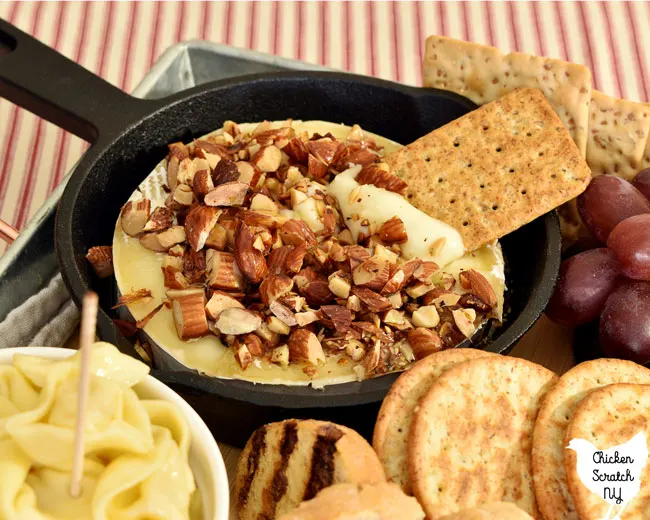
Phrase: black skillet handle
[{"left": 0, "top": 18, "right": 150, "bottom": 143}]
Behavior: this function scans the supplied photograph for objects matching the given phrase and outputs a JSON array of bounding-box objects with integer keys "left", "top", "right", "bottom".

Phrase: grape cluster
[{"left": 546, "top": 169, "right": 650, "bottom": 364}]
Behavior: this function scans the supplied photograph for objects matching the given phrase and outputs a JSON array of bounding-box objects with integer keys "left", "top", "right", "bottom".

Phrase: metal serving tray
[{"left": 0, "top": 41, "right": 330, "bottom": 321}]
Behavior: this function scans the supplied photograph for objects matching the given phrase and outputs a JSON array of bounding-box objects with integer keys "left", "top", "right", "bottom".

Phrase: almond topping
[
  {"left": 255, "top": 322, "right": 281, "bottom": 348},
  {"left": 411, "top": 305, "right": 440, "bottom": 328},
  {"left": 378, "top": 216, "right": 408, "bottom": 244},
  {"left": 235, "top": 161, "right": 260, "bottom": 186},
  {"left": 212, "top": 159, "right": 240, "bottom": 185},
  {"left": 279, "top": 219, "right": 317, "bottom": 248},
  {"left": 205, "top": 291, "right": 244, "bottom": 320},
  {"left": 172, "top": 292, "right": 209, "bottom": 340},
  {"left": 168, "top": 244, "right": 186, "bottom": 257},
  {"left": 321, "top": 305, "right": 352, "bottom": 333},
  {"left": 139, "top": 233, "right": 168, "bottom": 252},
  {"left": 351, "top": 287, "right": 392, "bottom": 313},
  {"left": 120, "top": 199, "right": 151, "bottom": 236},
  {"left": 173, "top": 184, "right": 194, "bottom": 206},
  {"left": 184, "top": 205, "right": 219, "bottom": 251},
  {"left": 234, "top": 221, "right": 268, "bottom": 283},
  {"left": 204, "top": 181, "right": 249, "bottom": 207},
  {"left": 328, "top": 242, "right": 346, "bottom": 262},
  {"left": 285, "top": 244, "right": 308, "bottom": 273},
  {"left": 344, "top": 245, "right": 371, "bottom": 270},
  {"left": 157, "top": 225, "right": 186, "bottom": 249},
  {"left": 413, "top": 261, "right": 440, "bottom": 283},
  {"left": 143, "top": 207, "right": 173, "bottom": 233},
  {"left": 355, "top": 164, "right": 408, "bottom": 195},
  {"left": 252, "top": 145, "right": 282, "bottom": 172},
  {"left": 162, "top": 266, "right": 189, "bottom": 289},
  {"left": 192, "top": 169, "right": 214, "bottom": 199},
  {"left": 328, "top": 272, "right": 352, "bottom": 299},
  {"left": 452, "top": 308, "right": 477, "bottom": 339},
  {"left": 383, "top": 309, "right": 411, "bottom": 330},
  {"left": 308, "top": 154, "right": 328, "bottom": 179},
  {"left": 205, "top": 223, "right": 228, "bottom": 250},
  {"left": 166, "top": 287, "right": 205, "bottom": 299},
  {"left": 405, "top": 282, "right": 435, "bottom": 299},
  {"left": 215, "top": 308, "right": 262, "bottom": 335},
  {"left": 205, "top": 250, "right": 245, "bottom": 290},
  {"left": 352, "top": 256, "right": 390, "bottom": 291},
  {"left": 112, "top": 288, "right": 152, "bottom": 309},
  {"left": 337, "top": 228, "right": 355, "bottom": 245},
  {"left": 234, "top": 344, "right": 253, "bottom": 371},
  {"left": 240, "top": 334, "right": 264, "bottom": 357},
  {"left": 458, "top": 269, "right": 497, "bottom": 308},
  {"left": 345, "top": 339, "right": 366, "bottom": 361},
  {"left": 288, "top": 329, "right": 325, "bottom": 365},
  {"left": 422, "top": 290, "right": 461, "bottom": 307},
  {"left": 270, "top": 344, "right": 290, "bottom": 367},
  {"left": 267, "top": 315, "right": 291, "bottom": 335},
  {"left": 250, "top": 193, "right": 278, "bottom": 214},
  {"left": 86, "top": 246, "right": 114, "bottom": 278},
  {"left": 407, "top": 328, "right": 443, "bottom": 360},
  {"left": 346, "top": 294, "right": 362, "bottom": 312},
  {"left": 259, "top": 274, "right": 294, "bottom": 305},
  {"left": 295, "top": 311, "right": 320, "bottom": 326}
]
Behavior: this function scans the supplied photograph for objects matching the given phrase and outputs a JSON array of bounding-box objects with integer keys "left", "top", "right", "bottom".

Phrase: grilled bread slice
[
  {"left": 235, "top": 419, "right": 386, "bottom": 520},
  {"left": 277, "top": 482, "right": 425, "bottom": 519}
]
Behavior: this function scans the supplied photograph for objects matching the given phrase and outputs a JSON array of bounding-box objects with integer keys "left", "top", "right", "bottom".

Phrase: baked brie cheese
[{"left": 112, "top": 120, "right": 505, "bottom": 386}]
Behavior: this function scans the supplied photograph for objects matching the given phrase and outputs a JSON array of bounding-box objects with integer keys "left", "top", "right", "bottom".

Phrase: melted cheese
[
  {"left": 113, "top": 120, "right": 505, "bottom": 386},
  {"left": 329, "top": 166, "right": 465, "bottom": 266}
]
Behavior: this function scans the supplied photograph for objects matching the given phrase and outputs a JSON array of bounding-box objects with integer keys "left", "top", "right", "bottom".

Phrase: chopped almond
[
  {"left": 288, "top": 329, "right": 325, "bottom": 365},
  {"left": 413, "top": 261, "right": 440, "bottom": 283},
  {"left": 295, "top": 310, "right": 320, "bottom": 326},
  {"left": 215, "top": 308, "right": 262, "bottom": 335},
  {"left": 407, "top": 328, "right": 443, "bottom": 360},
  {"left": 270, "top": 344, "right": 290, "bottom": 366},
  {"left": 328, "top": 272, "right": 351, "bottom": 299},
  {"left": 112, "top": 288, "right": 152, "bottom": 309},
  {"left": 387, "top": 292, "right": 404, "bottom": 309},
  {"left": 192, "top": 169, "right": 214, "bottom": 199},
  {"left": 212, "top": 159, "right": 240, "bottom": 185},
  {"left": 259, "top": 274, "right": 294, "bottom": 305},
  {"left": 345, "top": 339, "right": 366, "bottom": 361},
  {"left": 235, "top": 161, "right": 260, "bottom": 186},
  {"left": 452, "top": 308, "right": 477, "bottom": 339},
  {"left": 344, "top": 245, "right": 370, "bottom": 270},
  {"left": 157, "top": 226, "right": 186, "bottom": 249},
  {"left": 285, "top": 244, "right": 308, "bottom": 274},
  {"left": 204, "top": 181, "right": 249, "bottom": 207},
  {"left": 86, "top": 246, "right": 114, "bottom": 278},
  {"left": 205, "top": 223, "right": 228, "bottom": 250},
  {"left": 166, "top": 287, "right": 205, "bottom": 299},
  {"left": 423, "top": 290, "right": 461, "bottom": 308},
  {"left": 240, "top": 334, "right": 264, "bottom": 356},
  {"left": 184, "top": 205, "right": 219, "bottom": 251},
  {"left": 120, "top": 199, "right": 151, "bottom": 236},
  {"left": 162, "top": 266, "right": 189, "bottom": 289},
  {"left": 269, "top": 300, "right": 298, "bottom": 327},
  {"left": 352, "top": 256, "right": 390, "bottom": 291},
  {"left": 346, "top": 294, "right": 362, "bottom": 312},
  {"left": 168, "top": 244, "right": 186, "bottom": 257},
  {"left": 205, "top": 291, "right": 244, "bottom": 320},
  {"left": 459, "top": 269, "right": 497, "bottom": 309},
  {"left": 321, "top": 305, "right": 352, "bottom": 333},
  {"left": 173, "top": 184, "right": 194, "bottom": 206},
  {"left": 172, "top": 292, "right": 209, "bottom": 339},
  {"left": 337, "top": 228, "right": 355, "bottom": 245},
  {"left": 411, "top": 305, "right": 440, "bottom": 328},
  {"left": 355, "top": 163, "right": 407, "bottom": 195},
  {"left": 405, "top": 282, "right": 435, "bottom": 299},
  {"left": 139, "top": 233, "right": 168, "bottom": 252},
  {"left": 383, "top": 309, "right": 411, "bottom": 330},
  {"left": 250, "top": 193, "right": 278, "bottom": 214},
  {"left": 267, "top": 316, "right": 291, "bottom": 335},
  {"left": 205, "top": 250, "right": 245, "bottom": 290},
  {"left": 255, "top": 322, "right": 281, "bottom": 348},
  {"left": 252, "top": 145, "right": 282, "bottom": 172},
  {"left": 279, "top": 219, "right": 317, "bottom": 248},
  {"left": 234, "top": 344, "right": 253, "bottom": 370},
  {"left": 143, "top": 207, "right": 173, "bottom": 233},
  {"left": 351, "top": 287, "right": 392, "bottom": 313},
  {"left": 378, "top": 216, "right": 408, "bottom": 244},
  {"left": 234, "top": 221, "right": 268, "bottom": 283}
]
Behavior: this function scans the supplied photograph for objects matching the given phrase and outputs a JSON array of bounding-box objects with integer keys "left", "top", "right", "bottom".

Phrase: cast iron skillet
[{"left": 0, "top": 21, "right": 560, "bottom": 445}]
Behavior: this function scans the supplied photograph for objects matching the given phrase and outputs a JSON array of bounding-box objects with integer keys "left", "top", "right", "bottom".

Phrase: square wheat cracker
[{"left": 385, "top": 88, "right": 591, "bottom": 253}]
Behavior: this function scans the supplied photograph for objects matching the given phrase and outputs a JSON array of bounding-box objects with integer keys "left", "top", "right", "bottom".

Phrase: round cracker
[
  {"left": 372, "top": 348, "right": 496, "bottom": 494},
  {"left": 532, "top": 359, "right": 650, "bottom": 520},
  {"left": 410, "top": 356, "right": 557, "bottom": 518},
  {"left": 565, "top": 383, "right": 650, "bottom": 520}
]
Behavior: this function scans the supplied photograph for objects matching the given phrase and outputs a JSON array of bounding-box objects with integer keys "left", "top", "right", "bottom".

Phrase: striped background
[{"left": 1, "top": 1, "right": 649, "bottom": 256}]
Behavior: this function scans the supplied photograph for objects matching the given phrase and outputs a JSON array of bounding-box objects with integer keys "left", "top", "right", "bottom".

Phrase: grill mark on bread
[
  {"left": 303, "top": 424, "right": 344, "bottom": 501},
  {"left": 239, "top": 425, "right": 267, "bottom": 508},
  {"left": 260, "top": 420, "right": 299, "bottom": 520}
]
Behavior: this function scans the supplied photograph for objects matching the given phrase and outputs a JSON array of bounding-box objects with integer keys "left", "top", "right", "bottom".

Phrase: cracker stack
[
  {"left": 532, "top": 359, "right": 650, "bottom": 520},
  {"left": 385, "top": 88, "right": 591, "bottom": 252}
]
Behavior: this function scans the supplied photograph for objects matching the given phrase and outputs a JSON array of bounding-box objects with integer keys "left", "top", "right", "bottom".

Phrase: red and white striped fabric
[{"left": 0, "top": 1, "right": 649, "bottom": 256}]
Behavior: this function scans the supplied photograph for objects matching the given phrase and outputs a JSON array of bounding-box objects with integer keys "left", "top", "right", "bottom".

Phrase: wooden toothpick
[{"left": 69, "top": 291, "right": 99, "bottom": 498}]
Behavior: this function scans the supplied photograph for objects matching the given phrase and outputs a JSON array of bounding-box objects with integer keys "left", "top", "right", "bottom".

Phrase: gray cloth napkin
[{"left": 0, "top": 273, "right": 79, "bottom": 348}]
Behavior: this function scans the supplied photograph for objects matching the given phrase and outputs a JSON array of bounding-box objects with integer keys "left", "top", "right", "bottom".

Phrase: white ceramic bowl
[{"left": 0, "top": 347, "right": 230, "bottom": 520}]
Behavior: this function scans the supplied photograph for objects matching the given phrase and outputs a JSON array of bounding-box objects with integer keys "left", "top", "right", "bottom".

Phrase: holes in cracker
[
  {"left": 462, "top": 221, "right": 469, "bottom": 227},
  {"left": 509, "top": 168, "right": 515, "bottom": 173},
  {"left": 492, "top": 204, "right": 498, "bottom": 211},
  {"left": 450, "top": 198, "right": 456, "bottom": 204},
  {"left": 425, "top": 156, "right": 431, "bottom": 162},
  {"left": 407, "top": 193, "right": 414, "bottom": 199},
  {"left": 453, "top": 139, "right": 460, "bottom": 148},
  {"left": 482, "top": 125, "right": 489, "bottom": 131},
  {"left": 538, "top": 151, "right": 544, "bottom": 157},
  {"left": 480, "top": 184, "right": 485, "bottom": 189},
  {"left": 438, "top": 177, "right": 444, "bottom": 183},
  {"left": 496, "top": 147, "right": 502, "bottom": 153},
  {"left": 467, "top": 163, "right": 472, "bottom": 168},
  {"left": 521, "top": 189, "right": 527, "bottom": 195}
]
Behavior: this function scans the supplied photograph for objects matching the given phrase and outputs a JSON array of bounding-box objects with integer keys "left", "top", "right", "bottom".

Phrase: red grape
[
  {"left": 577, "top": 175, "right": 650, "bottom": 243},
  {"left": 607, "top": 214, "right": 650, "bottom": 280},
  {"left": 600, "top": 281, "right": 650, "bottom": 364},
  {"left": 632, "top": 168, "right": 650, "bottom": 200},
  {"left": 546, "top": 248, "right": 621, "bottom": 326}
]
